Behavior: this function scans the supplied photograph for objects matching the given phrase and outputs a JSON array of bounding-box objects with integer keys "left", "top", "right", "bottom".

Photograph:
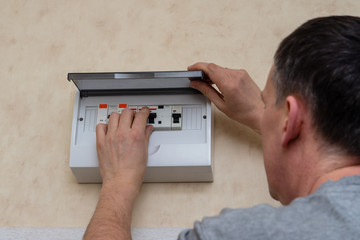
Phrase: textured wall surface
[{"left": 0, "top": 0, "right": 359, "bottom": 227}]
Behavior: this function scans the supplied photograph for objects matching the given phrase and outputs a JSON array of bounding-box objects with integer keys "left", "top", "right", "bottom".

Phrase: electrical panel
[{"left": 68, "top": 71, "right": 213, "bottom": 183}]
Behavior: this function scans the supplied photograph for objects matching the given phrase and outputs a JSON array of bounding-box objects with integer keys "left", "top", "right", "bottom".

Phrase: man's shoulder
[
  {"left": 315, "top": 174, "right": 360, "bottom": 195},
  {"left": 179, "top": 175, "right": 360, "bottom": 240}
]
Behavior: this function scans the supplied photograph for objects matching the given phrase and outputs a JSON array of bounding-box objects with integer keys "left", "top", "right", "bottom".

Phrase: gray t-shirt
[{"left": 179, "top": 175, "right": 360, "bottom": 240}]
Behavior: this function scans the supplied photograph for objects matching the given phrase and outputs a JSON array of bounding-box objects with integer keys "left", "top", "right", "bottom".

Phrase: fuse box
[
  {"left": 96, "top": 104, "right": 183, "bottom": 130},
  {"left": 68, "top": 71, "right": 213, "bottom": 183}
]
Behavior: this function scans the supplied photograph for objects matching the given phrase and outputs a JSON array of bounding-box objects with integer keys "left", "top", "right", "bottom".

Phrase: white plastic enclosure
[{"left": 68, "top": 71, "right": 213, "bottom": 183}]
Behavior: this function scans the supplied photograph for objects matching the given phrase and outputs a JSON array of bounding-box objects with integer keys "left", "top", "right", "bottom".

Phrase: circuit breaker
[
  {"left": 68, "top": 71, "right": 213, "bottom": 183},
  {"left": 96, "top": 104, "right": 183, "bottom": 130}
]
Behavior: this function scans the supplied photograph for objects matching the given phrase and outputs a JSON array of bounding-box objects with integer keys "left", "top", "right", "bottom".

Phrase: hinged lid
[{"left": 68, "top": 71, "right": 205, "bottom": 97}]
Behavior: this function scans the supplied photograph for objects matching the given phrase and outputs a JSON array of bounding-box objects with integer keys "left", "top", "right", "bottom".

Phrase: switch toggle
[
  {"left": 148, "top": 112, "right": 157, "bottom": 124},
  {"left": 172, "top": 113, "right": 181, "bottom": 123},
  {"left": 171, "top": 106, "right": 182, "bottom": 130}
]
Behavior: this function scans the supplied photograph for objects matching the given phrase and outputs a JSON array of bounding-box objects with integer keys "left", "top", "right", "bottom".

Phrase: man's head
[
  {"left": 261, "top": 16, "right": 360, "bottom": 204},
  {"left": 274, "top": 15, "right": 360, "bottom": 157}
]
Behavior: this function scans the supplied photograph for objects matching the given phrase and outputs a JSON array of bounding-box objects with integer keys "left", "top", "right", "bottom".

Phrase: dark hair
[{"left": 274, "top": 16, "right": 360, "bottom": 157}]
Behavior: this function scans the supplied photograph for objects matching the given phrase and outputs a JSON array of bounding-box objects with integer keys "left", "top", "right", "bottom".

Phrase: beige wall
[{"left": 1, "top": 0, "right": 359, "bottom": 227}]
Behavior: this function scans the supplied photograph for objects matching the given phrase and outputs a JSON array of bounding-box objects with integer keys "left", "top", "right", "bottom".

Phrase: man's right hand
[{"left": 188, "top": 62, "right": 264, "bottom": 134}]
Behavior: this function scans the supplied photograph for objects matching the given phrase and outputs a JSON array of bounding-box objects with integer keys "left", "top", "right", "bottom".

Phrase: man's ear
[{"left": 281, "top": 96, "right": 302, "bottom": 147}]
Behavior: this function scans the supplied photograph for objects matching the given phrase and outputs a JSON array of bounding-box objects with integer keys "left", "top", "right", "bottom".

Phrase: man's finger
[
  {"left": 107, "top": 112, "right": 120, "bottom": 133},
  {"left": 118, "top": 108, "right": 135, "bottom": 131},
  {"left": 96, "top": 124, "right": 107, "bottom": 148},
  {"left": 190, "top": 81, "right": 225, "bottom": 109},
  {"left": 145, "top": 125, "right": 154, "bottom": 142},
  {"left": 188, "top": 62, "right": 228, "bottom": 86},
  {"left": 188, "top": 62, "right": 209, "bottom": 72},
  {"left": 132, "top": 107, "right": 150, "bottom": 132}
]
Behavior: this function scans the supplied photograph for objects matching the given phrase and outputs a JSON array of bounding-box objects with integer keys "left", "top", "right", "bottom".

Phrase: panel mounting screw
[
  {"left": 79, "top": 117, "right": 83, "bottom": 121},
  {"left": 203, "top": 115, "right": 207, "bottom": 119}
]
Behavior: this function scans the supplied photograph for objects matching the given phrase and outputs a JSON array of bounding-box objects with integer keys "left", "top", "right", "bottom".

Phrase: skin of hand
[
  {"left": 188, "top": 62, "right": 264, "bottom": 134},
  {"left": 84, "top": 107, "right": 153, "bottom": 240},
  {"left": 96, "top": 107, "right": 154, "bottom": 189}
]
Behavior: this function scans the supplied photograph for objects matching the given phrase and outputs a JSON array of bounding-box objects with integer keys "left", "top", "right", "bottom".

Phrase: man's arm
[
  {"left": 188, "top": 63, "right": 264, "bottom": 134},
  {"left": 84, "top": 107, "right": 153, "bottom": 240}
]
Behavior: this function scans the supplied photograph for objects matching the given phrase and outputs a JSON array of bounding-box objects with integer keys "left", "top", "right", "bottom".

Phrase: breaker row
[{"left": 96, "top": 104, "right": 182, "bottom": 130}]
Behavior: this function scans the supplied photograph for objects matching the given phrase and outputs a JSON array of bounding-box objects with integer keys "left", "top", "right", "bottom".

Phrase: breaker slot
[
  {"left": 96, "top": 104, "right": 183, "bottom": 130},
  {"left": 96, "top": 104, "right": 108, "bottom": 124}
]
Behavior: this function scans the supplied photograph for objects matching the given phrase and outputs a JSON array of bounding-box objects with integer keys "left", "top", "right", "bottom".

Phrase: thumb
[
  {"left": 190, "top": 81, "right": 225, "bottom": 109},
  {"left": 145, "top": 125, "right": 154, "bottom": 142}
]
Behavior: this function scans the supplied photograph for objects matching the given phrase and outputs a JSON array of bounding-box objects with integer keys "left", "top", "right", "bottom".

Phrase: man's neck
[
  {"left": 281, "top": 142, "right": 360, "bottom": 204},
  {"left": 310, "top": 165, "right": 360, "bottom": 194}
]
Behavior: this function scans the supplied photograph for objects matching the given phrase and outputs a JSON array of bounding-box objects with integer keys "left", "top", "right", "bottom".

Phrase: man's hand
[
  {"left": 84, "top": 107, "right": 153, "bottom": 240},
  {"left": 96, "top": 107, "right": 154, "bottom": 190},
  {"left": 188, "top": 62, "right": 264, "bottom": 134}
]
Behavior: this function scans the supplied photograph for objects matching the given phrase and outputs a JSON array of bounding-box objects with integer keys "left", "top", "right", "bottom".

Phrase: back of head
[{"left": 274, "top": 16, "right": 360, "bottom": 158}]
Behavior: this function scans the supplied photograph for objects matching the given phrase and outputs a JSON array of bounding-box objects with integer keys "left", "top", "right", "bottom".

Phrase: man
[{"left": 84, "top": 16, "right": 360, "bottom": 239}]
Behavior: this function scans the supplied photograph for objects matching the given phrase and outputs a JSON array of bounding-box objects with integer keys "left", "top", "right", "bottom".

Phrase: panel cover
[{"left": 68, "top": 71, "right": 205, "bottom": 92}]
